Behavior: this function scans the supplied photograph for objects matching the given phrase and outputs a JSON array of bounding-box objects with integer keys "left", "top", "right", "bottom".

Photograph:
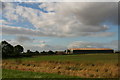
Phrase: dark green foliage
[
  {"left": 1, "top": 41, "right": 24, "bottom": 58},
  {"left": 40, "top": 51, "right": 48, "bottom": 55},
  {"left": 1, "top": 41, "right": 14, "bottom": 57},
  {"left": 40, "top": 50, "right": 55, "bottom": 55},
  {"left": 27, "top": 50, "right": 31, "bottom": 54},
  {"left": 14, "top": 45, "right": 24, "bottom": 53},
  {"left": 26, "top": 50, "right": 40, "bottom": 56},
  {"left": 48, "top": 50, "right": 55, "bottom": 55},
  {"left": 35, "top": 50, "right": 39, "bottom": 54},
  {"left": 14, "top": 45, "right": 24, "bottom": 56}
]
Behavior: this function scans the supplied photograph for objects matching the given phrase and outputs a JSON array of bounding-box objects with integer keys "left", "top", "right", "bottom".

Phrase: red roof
[{"left": 68, "top": 48, "right": 113, "bottom": 50}]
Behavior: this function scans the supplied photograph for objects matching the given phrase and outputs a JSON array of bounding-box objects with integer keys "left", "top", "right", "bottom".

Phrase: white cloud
[
  {"left": 25, "top": 44, "right": 67, "bottom": 51},
  {"left": 4, "top": 38, "right": 67, "bottom": 51},
  {"left": 3, "top": 35, "right": 66, "bottom": 51},
  {"left": 68, "top": 41, "right": 104, "bottom": 48},
  {"left": 37, "top": 40, "right": 46, "bottom": 43},
  {"left": 68, "top": 40, "right": 118, "bottom": 50},
  {"left": 2, "top": 2, "right": 118, "bottom": 37}
]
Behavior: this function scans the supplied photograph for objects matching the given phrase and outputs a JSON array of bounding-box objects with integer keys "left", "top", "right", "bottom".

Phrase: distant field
[
  {"left": 4, "top": 54, "right": 118, "bottom": 63},
  {"left": 2, "top": 54, "right": 119, "bottom": 78}
]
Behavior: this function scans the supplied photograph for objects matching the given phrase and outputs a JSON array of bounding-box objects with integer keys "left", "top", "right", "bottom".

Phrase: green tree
[
  {"left": 41, "top": 51, "right": 47, "bottom": 55},
  {"left": 48, "top": 50, "right": 55, "bottom": 55},
  {"left": 1, "top": 41, "right": 14, "bottom": 57},
  {"left": 35, "top": 50, "right": 39, "bottom": 55},
  {"left": 27, "top": 50, "right": 31, "bottom": 54},
  {"left": 14, "top": 45, "right": 24, "bottom": 56}
]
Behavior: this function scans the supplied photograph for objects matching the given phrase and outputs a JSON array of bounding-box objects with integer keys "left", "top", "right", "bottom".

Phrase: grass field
[
  {"left": 2, "top": 54, "right": 119, "bottom": 78},
  {"left": 4, "top": 54, "right": 118, "bottom": 63},
  {"left": 2, "top": 69, "right": 79, "bottom": 78}
]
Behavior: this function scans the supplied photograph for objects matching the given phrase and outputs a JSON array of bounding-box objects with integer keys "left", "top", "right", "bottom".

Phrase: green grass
[
  {"left": 2, "top": 69, "right": 79, "bottom": 78},
  {"left": 5, "top": 54, "right": 118, "bottom": 63}
]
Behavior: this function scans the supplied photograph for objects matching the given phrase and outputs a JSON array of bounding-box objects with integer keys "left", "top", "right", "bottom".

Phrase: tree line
[
  {"left": 0, "top": 41, "right": 58, "bottom": 58},
  {"left": 1, "top": 41, "right": 119, "bottom": 58}
]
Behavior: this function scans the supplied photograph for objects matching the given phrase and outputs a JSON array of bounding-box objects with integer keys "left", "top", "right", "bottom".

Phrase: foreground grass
[{"left": 2, "top": 69, "right": 79, "bottom": 78}]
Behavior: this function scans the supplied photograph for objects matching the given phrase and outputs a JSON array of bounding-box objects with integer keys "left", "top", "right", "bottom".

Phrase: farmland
[{"left": 2, "top": 54, "right": 119, "bottom": 78}]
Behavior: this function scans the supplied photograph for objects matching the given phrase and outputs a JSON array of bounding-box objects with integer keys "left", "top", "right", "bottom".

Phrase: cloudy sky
[{"left": 0, "top": 2, "right": 118, "bottom": 51}]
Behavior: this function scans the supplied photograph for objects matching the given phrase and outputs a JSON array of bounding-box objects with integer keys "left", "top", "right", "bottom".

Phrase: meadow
[{"left": 2, "top": 54, "right": 119, "bottom": 78}]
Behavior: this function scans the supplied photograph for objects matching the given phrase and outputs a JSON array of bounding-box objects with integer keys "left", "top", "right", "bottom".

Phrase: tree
[
  {"left": 26, "top": 49, "right": 33, "bottom": 55},
  {"left": 48, "top": 50, "right": 55, "bottom": 55},
  {"left": 14, "top": 45, "right": 24, "bottom": 56},
  {"left": 41, "top": 51, "right": 47, "bottom": 55},
  {"left": 1, "top": 41, "right": 14, "bottom": 57},
  {"left": 35, "top": 51, "right": 39, "bottom": 55},
  {"left": 22, "top": 49, "right": 32, "bottom": 57},
  {"left": 27, "top": 50, "right": 31, "bottom": 54}
]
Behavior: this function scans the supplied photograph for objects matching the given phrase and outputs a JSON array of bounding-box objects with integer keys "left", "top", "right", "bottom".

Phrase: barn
[{"left": 66, "top": 48, "right": 114, "bottom": 54}]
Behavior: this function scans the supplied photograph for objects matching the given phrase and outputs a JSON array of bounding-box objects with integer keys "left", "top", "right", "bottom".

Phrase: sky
[{"left": 0, "top": 2, "right": 118, "bottom": 51}]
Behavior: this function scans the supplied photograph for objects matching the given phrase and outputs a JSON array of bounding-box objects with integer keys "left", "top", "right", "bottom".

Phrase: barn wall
[{"left": 73, "top": 50, "right": 114, "bottom": 54}]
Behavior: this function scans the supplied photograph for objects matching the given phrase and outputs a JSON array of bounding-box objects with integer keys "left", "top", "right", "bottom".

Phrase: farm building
[{"left": 66, "top": 48, "right": 114, "bottom": 54}]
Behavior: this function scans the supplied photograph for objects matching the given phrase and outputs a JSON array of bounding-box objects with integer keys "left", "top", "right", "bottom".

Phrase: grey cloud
[
  {"left": 2, "top": 25, "right": 45, "bottom": 36},
  {"left": 1, "top": 25, "right": 115, "bottom": 37},
  {"left": 40, "top": 2, "right": 118, "bottom": 25},
  {"left": 16, "top": 36, "right": 34, "bottom": 43},
  {"left": 75, "top": 2, "right": 118, "bottom": 25}
]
